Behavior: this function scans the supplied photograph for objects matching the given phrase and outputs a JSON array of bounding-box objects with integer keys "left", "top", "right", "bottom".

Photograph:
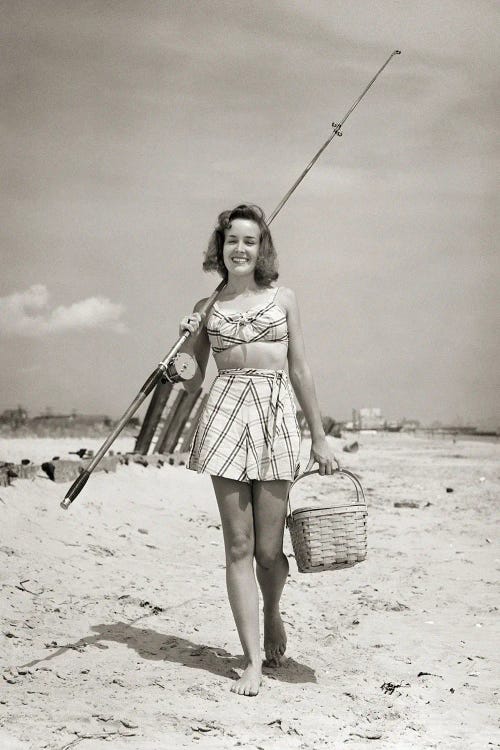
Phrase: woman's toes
[{"left": 230, "top": 665, "right": 262, "bottom": 696}]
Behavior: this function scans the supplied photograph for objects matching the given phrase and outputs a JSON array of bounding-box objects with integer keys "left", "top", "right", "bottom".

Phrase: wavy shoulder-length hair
[{"left": 202, "top": 204, "right": 278, "bottom": 287}]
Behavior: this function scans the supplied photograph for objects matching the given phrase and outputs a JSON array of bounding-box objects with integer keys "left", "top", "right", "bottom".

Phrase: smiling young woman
[{"left": 178, "top": 203, "right": 338, "bottom": 697}]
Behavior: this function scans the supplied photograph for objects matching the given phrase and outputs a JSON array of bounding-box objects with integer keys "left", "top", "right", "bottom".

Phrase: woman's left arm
[{"left": 282, "top": 287, "right": 339, "bottom": 475}]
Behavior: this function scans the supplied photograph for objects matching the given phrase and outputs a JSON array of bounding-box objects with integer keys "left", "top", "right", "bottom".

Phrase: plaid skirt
[{"left": 188, "top": 368, "right": 301, "bottom": 483}]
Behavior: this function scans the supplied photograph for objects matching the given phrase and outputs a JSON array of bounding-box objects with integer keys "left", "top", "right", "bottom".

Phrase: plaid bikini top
[{"left": 206, "top": 287, "right": 288, "bottom": 354}]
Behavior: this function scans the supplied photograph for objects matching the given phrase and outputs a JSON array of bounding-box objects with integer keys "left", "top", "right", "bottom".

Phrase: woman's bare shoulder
[{"left": 276, "top": 286, "right": 298, "bottom": 311}]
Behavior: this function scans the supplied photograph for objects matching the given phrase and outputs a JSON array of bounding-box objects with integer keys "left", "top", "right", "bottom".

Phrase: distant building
[
  {"left": 0, "top": 407, "right": 28, "bottom": 427},
  {"left": 352, "top": 407, "right": 385, "bottom": 431}
]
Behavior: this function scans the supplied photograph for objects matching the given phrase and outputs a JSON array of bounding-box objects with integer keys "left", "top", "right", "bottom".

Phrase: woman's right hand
[{"left": 179, "top": 311, "right": 202, "bottom": 337}]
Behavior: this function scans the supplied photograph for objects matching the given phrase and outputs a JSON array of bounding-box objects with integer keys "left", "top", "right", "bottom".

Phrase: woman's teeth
[{"left": 232, "top": 257, "right": 247, "bottom": 264}]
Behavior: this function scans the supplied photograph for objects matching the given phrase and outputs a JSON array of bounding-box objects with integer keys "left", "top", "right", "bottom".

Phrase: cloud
[{"left": 0, "top": 285, "right": 127, "bottom": 336}]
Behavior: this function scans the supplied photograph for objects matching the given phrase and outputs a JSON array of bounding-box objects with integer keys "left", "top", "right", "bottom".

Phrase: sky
[{"left": 1, "top": 0, "right": 498, "bottom": 428}]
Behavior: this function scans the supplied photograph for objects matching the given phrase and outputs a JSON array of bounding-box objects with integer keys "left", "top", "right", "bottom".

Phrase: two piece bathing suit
[{"left": 188, "top": 287, "right": 301, "bottom": 483}]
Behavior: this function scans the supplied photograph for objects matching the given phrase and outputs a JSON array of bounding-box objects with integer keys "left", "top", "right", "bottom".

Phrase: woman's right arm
[{"left": 178, "top": 297, "right": 211, "bottom": 393}]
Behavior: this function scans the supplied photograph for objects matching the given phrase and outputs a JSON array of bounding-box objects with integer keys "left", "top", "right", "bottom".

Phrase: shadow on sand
[{"left": 21, "top": 621, "right": 316, "bottom": 685}]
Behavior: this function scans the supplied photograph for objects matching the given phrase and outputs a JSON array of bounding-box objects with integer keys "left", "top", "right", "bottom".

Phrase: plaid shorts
[{"left": 188, "top": 368, "right": 301, "bottom": 483}]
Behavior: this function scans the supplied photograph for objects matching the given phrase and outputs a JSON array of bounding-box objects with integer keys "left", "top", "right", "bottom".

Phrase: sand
[{"left": 0, "top": 433, "right": 498, "bottom": 750}]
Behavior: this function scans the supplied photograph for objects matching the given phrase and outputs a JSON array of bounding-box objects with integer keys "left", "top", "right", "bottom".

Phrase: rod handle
[{"left": 60, "top": 470, "right": 91, "bottom": 510}]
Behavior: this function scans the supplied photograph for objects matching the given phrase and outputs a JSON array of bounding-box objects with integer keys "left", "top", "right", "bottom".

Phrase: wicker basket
[{"left": 286, "top": 465, "right": 368, "bottom": 573}]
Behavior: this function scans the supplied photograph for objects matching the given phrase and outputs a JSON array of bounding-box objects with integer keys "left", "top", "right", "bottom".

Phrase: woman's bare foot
[
  {"left": 263, "top": 608, "right": 287, "bottom": 667},
  {"left": 230, "top": 663, "right": 262, "bottom": 696}
]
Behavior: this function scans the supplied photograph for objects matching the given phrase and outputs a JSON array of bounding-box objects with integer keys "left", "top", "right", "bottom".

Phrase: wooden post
[
  {"left": 134, "top": 381, "right": 173, "bottom": 455},
  {"left": 179, "top": 392, "right": 208, "bottom": 453},
  {"left": 157, "top": 388, "right": 201, "bottom": 455},
  {"left": 153, "top": 388, "right": 188, "bottom": 453}
]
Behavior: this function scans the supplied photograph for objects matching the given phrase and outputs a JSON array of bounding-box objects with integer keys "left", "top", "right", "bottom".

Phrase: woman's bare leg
[
  {"left": 252, "top": 480, "right": 290, "bottom": 666},
  {"left": 211, "top": 475, "right": 262, "bottom": 696}
]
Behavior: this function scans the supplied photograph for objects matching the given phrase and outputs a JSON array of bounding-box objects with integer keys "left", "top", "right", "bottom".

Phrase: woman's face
[{"left": 222, "top": 219, "right": 260, "bottom": 277}]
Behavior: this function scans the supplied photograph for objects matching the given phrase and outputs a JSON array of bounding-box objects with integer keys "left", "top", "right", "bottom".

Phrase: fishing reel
[{"left": 159, "top": 352, "right": 196, "bottom": 384}]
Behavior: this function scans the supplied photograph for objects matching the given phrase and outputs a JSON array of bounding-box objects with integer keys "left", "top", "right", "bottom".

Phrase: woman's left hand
[{"left": 310, "top": 437, "right": 340, "bottom": 475}]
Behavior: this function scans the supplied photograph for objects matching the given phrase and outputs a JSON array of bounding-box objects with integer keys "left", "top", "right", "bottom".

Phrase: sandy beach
[{"left": 0, "top": 433, "right": 498, "bottom": 749}]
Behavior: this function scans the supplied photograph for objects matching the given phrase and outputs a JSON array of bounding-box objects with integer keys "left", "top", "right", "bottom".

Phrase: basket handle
[{"left": 287, "top": 460, "right": 366, "bottom": 518}]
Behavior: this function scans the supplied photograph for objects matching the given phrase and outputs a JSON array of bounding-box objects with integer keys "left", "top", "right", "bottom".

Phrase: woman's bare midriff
[{"left": 213, "top": 340, "right": 288, "bottom": 372}]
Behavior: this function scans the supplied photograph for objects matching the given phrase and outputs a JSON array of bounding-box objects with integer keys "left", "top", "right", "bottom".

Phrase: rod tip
[{"left": 394, "top": 50, "right": 402, "bottom": 55}]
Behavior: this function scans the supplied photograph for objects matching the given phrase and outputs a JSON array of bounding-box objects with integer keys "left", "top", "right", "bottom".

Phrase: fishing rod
[{"left": 61, "top": 49, "right": 401, "bottom": 510}]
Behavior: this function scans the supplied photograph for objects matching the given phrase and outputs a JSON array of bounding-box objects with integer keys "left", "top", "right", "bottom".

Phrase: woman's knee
[
  {"left": 226, "top": 531, "right": 254, "bottom": 564},
  {"left": 255, "top": 545, "right": 284, "bottom": 570}
]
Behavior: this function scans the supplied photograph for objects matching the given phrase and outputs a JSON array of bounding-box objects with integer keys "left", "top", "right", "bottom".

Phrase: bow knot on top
[{"left": 228, "top": 311, "right": 255, "bottom": 326}]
